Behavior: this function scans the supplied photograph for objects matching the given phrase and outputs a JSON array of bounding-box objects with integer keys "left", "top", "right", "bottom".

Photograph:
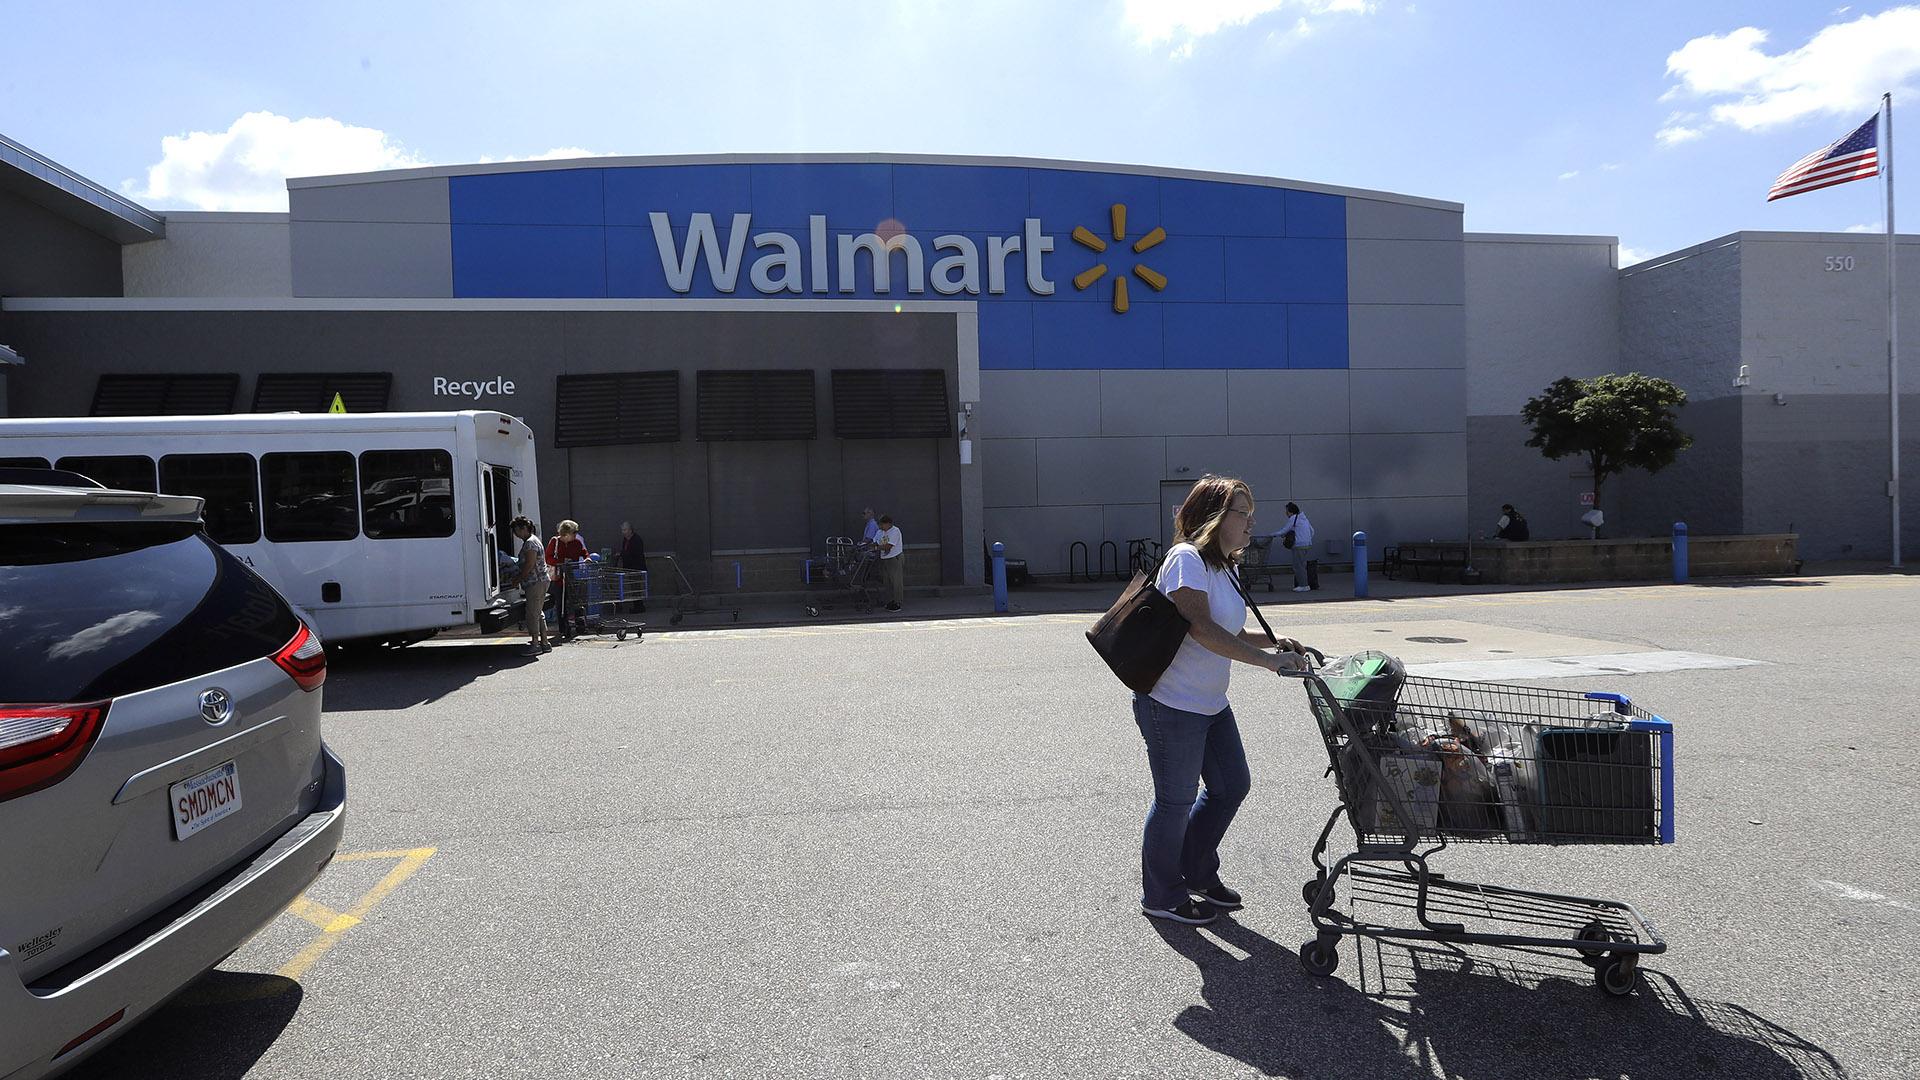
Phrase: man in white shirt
[
  {"left": 1279, "top": 502, "right": 1315, "bottom": 592},
  {"left": 874, "top": 514, "right": 905, "bottom": 611}
]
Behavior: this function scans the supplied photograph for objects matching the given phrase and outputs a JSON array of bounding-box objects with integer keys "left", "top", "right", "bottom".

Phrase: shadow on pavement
[
  {"left": 322, "top": 640, "right": 538, "bottom": 712},
  {"left": 1154, "top": 918, "right": 1848, "bottom": 1080},
  {"left": 66, "top": 971, "right": 303, "bottom": 1080}
]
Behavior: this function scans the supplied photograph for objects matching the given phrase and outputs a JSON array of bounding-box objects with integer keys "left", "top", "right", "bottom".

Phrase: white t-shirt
[
  {"left": 1281, "top": 512, "right": 1314, "bottom": 548},
  {"left": 1149, "top": 543, "right": 1246, "bottom": 715},
  {"left": 876, "top": 526, "right": 903, "bottom": 559}
]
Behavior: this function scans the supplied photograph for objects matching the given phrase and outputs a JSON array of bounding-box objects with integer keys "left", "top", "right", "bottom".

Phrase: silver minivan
[{"left": 0, "top": 483, "right": 346, "bottom": 1078}]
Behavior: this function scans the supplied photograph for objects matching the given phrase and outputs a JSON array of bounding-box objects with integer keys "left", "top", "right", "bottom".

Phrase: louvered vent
[
  {"left": 251, "top": 372, "right": 393, "bottom": 413},
  {"left": 831, "top": 369, "right": 951, "bottom": 439},
  {"left": 91, "top": 374, "right": 239, "bottom": 416},
  {"left": 554, "top": 372, "right": 681, "bottom": 447},
  {"left": 696, "top": 370, "right": 816, "bottom": 441}
]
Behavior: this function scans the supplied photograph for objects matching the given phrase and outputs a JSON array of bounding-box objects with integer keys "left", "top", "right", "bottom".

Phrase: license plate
[{"left": 170, "top": 760, "right": 242, "bottom": 841}]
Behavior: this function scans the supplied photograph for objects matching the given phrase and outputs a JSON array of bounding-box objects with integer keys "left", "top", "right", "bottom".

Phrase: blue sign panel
[{"left": 449, "top": 163, "right": 1350, "bottom": 369}]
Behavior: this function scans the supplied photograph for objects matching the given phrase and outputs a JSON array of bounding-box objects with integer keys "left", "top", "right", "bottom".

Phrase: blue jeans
[{"left": 1132, "top": 694, "right": 1252, "bottom": 910}]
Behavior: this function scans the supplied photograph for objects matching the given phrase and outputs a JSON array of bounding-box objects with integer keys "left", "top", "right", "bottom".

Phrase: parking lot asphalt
[{"left": 70, "top": 573, "right": 1920, "bottom": 1079}]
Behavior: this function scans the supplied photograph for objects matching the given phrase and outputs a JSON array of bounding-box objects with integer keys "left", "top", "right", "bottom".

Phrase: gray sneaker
[{"left": 1142, "top": 899, "right": 1217, "bottom": 925}]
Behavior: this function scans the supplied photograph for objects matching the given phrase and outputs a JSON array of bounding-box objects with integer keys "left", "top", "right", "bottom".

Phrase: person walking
[
  {"left": 1279, "top": 502, "right": 1315, "bottom": 593},
  {"left": 617, "top": 521, "right": 647, "bottom": 613},
  {"left": 1135, "top": 475, "right": 1307, "bottom": 926},
  {"left": 508, "top": 516, "right": 549, "bottom": 655},
  {"left": 874, "top": 514, "right": 905, "bottom": 611},
  {"left": 546, "top": 519, "right": 589, "bottom": 641},
  {"left": 860, "top": 507, "right": 880, "bottom": 545}
]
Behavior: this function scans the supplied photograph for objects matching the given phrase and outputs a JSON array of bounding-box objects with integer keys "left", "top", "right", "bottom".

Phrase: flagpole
[{"left": 1888, "top": 91, "right": 1903, "bottom": 568}]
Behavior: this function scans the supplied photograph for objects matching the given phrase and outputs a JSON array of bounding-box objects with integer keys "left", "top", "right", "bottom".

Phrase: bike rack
[
  {"left": 1068, "top": 540, "right": 1090, "bottom": 583},
  {"left": 1098, "top": 540, "right": 1120, "bottom": 581}
]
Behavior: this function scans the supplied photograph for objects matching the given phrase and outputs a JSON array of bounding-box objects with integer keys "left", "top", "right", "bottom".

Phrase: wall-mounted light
[
  {"left": 1773, "top": 392, "right": 1788, "bottom": 406},
  {"left": 1733, "top": 364, "right": 1751, "bottom": 388}
]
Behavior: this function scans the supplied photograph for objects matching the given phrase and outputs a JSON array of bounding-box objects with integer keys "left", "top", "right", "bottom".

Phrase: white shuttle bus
[{"left": 0, "top": 411, "right": 542, "bottom": 645}]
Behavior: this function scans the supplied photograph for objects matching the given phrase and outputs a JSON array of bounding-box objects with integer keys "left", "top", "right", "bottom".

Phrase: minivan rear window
[{"left": 0, "top": 523, "right": 299, "bottom": 703}]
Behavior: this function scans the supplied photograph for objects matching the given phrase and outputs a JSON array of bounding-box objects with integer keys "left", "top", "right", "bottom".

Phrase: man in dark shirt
[{"left": 617, "top": 521, "right": 647, "bottom": 613}]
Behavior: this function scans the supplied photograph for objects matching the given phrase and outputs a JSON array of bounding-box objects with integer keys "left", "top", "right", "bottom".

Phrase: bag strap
[{"left": 1226, "top": 564, "right": 1280, "bottom": 646}]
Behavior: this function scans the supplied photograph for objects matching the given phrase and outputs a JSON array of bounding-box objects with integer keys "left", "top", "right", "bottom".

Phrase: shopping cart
[
  {"left": 653, "top": 553, "right": 740, "bottom": 626},
  {"left": 558, "top": 559, "right": 647, "bottom": 642},
  {"left": 803, "top": 536, "right": 881, "bottom": 617},
  {"left": 1291, "top": 652, "right": 1675, "bottom": 997}
]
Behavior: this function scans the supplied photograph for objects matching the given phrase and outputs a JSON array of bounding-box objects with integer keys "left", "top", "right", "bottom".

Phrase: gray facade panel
[
  {"left": 1035, "top": 437, "right": 1163, "bottom": 506},
  {"left": 1100, "top": 370, "right": 1228, "bottom": 436},
  {"left": 1467, "top": 415, "right": 1592, "bottom": 541},
  {"left": 1351, "top": 495, "right": 1468, "bottom": 548},
  {"left": 982, "top": 437, "right": 1037, "bottom": 507},
  {"left": 123, "top": 220, "right": 292, "bottom": 298},
  {"left": 291, "top": 178, "right": 452, "bottom": 224},
  {"left": 984, "top": 504, "right": 1105, "bottom": 575},
  {"left": 1225, "top": 370, "right": 1349, "bottom": 435},
  {"left": 1607, "top": 396, "right": 1744, "bottom": 541},
  {"left": 1351, "top": 433, "right": 1467, "bottom": 498},
  {"left": 1466, "top": 237, "right": 1620, "bottom": 416},
  {"left": 1103, "top": 503, "right": 1162, "bottom": 556},
  {"left": 0, "top": 187, "right": 122, "bottom": 298},
  {"left": 1347, "top": 239, "right": 1465, "bottom": 305},
  {"left": 290, "top": 221, "right": 454, "bottom": 298},
  {"left": 1289, "top": 434, "right": 1352, "bottom": 499},
  {"left": 1164, "top": 435, "right": 1291, "bottom": 501},
  {"left": 1349, "top": 304, "right": 1466, "bottom": 369},
  {"left": 1349, "top": 369, "right": 1466, "bottom": 434},
  {"left": 1346, "top": 198, "right": 1463, "bottom": 241},
  {"left": 980, "top": 370, "right": 1101, "bottom": 438}
]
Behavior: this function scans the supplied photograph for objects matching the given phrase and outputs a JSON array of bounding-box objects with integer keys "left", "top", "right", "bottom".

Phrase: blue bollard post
[
  {"left": 1672, "top": 521, "right": 1689, "bottom": 584},
  {"left": 1353, "top": 531, "right": 1369, "bottom": 599},
  {"left": 991, "top": 541, "right": 1009, "bottom": 613},
  {"left": 734, "top": 561, "right": 743, "bottom": 590}
]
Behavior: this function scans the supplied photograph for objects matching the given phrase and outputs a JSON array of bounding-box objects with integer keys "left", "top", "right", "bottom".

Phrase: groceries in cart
[
  {"left": 1291, "top": 650, "right": 1676, "bottom": 995},
  {"left": 1311, "top": 651, "right": 1659, "bottom": 845}
]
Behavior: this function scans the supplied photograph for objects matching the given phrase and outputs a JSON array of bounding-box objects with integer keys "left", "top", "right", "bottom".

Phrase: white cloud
[
  {"left": 474, "top": 147, "right": 608, "bottom": 165},
  {"left": 1558, "top": 170, "right": 1580, "bottom": 180},
  {"left": 47, "top": 610, "right": 163, "bottom": 661},
  {"left": 1601, "top": 162, "right": 1624, "bottom": 171},
  {"left": 1657, "top": 124, "right": 1704, "bottom": 145},
  {"left": 1617, "top": 244, "right": 1656, "bottom": 267},
  {"left": 123, "top": 113, "right": 611, "bottom": 211},
  {"left": 1122, "top": 0, "right": 1377, "bottom": 57},
  {"left": 1662, "top": 7, "right": 1920, "bottom": 134},
  {"left": 124, "top": 112, "right": 427, "bottom": 211},
  {"left": 1844, "top": 222, "right": 1881, "bottom": 232}
]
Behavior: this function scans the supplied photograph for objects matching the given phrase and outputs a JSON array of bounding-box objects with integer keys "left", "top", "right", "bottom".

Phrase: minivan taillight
[
  {"left": 0, "top": 702, "right": 109, "bottom": 803},
  {"left": 273, "top": 624, "right": 326, "bottom": 692}
]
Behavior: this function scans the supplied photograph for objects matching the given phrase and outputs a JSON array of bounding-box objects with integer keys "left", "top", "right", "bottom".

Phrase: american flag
[{"left": 1767, "top": 113, "right": 1881, "bottom": 201}]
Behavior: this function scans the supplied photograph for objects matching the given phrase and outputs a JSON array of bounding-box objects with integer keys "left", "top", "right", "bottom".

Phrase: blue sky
[{"left": 3, "top": 1, "right": 1916, "bottom": 262}]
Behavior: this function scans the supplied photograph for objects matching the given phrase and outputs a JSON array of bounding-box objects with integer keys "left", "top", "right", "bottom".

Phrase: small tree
[{"left": 1520, "top": 373, "right": 1693, "bottom": 534}]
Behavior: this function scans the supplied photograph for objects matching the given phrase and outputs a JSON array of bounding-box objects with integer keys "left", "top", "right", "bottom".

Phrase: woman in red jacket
[{"left": 546, "top": 519, "right": 589, "bottom": 640}]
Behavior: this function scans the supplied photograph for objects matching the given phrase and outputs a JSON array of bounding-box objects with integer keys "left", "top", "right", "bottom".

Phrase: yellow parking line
[
  {"left": 279, "top": 846, "right": 435, "bottom": 982},
  {"left": 284, "top": 895, "right": 360, "bottom": 933}
]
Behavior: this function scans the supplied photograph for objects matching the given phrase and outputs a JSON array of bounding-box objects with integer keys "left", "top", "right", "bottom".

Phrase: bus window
[
  {"left": 261, "top": 452, "right": 359, "bottom": 542},
  {"left": 55, "top": 455, "right": 157, "bottom": 492},
  {"left": 0, "top": 457, "right": 52, "bottom": 469},
  {"left": 360, "top": 449, "right": 456, "bottom": 539},
  {"left": 160, "top": 453, "right": 262, "bottom": 545}
]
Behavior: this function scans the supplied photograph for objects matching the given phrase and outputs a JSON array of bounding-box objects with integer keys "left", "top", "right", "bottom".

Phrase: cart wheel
[
  {"left": 670, "top": 614, "right": 683, "bottom": 625},
  {"left": 615, "top": 630, "right": 626, "bottom": 641},
  {"left": 1575, "top": 921, "right": 1613, "bottom": 960},
  {"left": 1596, "top": 955, "right": 1638, "bottom": 997},
  {"left": 1302, "top": 877, "right": 1336, "bottom": 911},
  {"left": 731, "top": 612, "right": 739, "bottom": 622},
  {"left": 806, "top": 606, "right": 820, "bottom": 618},
  {"left": 1299, "top": 936, "right": 1341, "bottom": 977}
]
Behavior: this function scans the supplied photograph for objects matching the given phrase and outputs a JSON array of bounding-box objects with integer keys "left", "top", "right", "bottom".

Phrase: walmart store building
[{"left": 3, "top": 136, "right": 1914, "bottom": 580}]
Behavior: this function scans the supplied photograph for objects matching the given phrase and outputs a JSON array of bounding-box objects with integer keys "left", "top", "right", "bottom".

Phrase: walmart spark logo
[{"left": 1071, "top": 203, "right": 1167, "bottom": 314}]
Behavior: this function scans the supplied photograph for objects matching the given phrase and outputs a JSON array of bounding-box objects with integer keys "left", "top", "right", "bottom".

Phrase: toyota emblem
[{"left": 199, "top": 688, "right": 234, "bottom": 725}]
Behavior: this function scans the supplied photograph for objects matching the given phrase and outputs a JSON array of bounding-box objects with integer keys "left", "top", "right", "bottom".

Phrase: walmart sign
[{"left": 447, "top": 161, "right": 1353, "bottom": 369}]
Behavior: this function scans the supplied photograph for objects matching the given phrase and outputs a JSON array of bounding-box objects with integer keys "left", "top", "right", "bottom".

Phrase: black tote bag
[{"left": 1085, "top": 569, "right": 1190, "bottom": 693}]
